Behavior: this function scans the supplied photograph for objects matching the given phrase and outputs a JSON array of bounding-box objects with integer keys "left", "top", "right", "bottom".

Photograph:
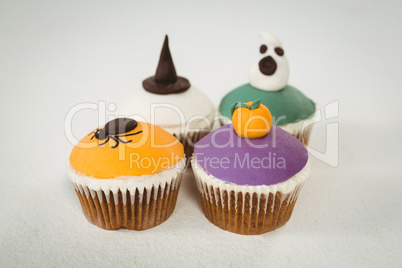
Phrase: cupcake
[
  {"left": 116, "top": 35, "right": 215, "bottom": 156},
  {"left": 67, "top": 118, "right": 186, "bottom": 230},
  {"left": 219, "top": 31, "right": 315, "bottom": 145},
  {"left": 192, "top": 100, "right": 310, "bottom": 235}
]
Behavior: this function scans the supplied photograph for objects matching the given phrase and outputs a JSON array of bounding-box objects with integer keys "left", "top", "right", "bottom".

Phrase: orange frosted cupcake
[{"left": 67, "top": 118, "right": 185, "bottom": 230}]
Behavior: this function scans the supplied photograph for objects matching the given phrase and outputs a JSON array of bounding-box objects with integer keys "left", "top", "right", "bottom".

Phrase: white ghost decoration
[{"left": 249, "top": 31, "right": 289, "bottom": 91}]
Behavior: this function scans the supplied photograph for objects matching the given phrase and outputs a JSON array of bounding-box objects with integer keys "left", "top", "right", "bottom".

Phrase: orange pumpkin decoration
[{"left": 231, "top": 99, "right": 273, "bottom": 139}]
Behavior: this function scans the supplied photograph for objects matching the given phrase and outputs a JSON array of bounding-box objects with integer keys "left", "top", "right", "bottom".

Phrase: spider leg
[
  {"left": 109, "top": 136, "right": 120, "bottom": 148},
  {"left": 116, "top": 130, "right": 143, "bottom": 137},
  {"left": 98, "top": 136, "right": 110, "bottom": 146},
  {"left": 108, "top": 131, "right": 143, "bottom": 147},
  {"left": 114, "top": 136, "right": 131, "bottom": 144},
  {"left": 89, "top": 128, "right": 99, "bottom": 140}
]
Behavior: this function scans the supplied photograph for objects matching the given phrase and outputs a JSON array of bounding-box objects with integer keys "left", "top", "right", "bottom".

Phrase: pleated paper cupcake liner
[
  {"left": 67, "top": 157, "right": 186, "bottom": 231},
  {"left": 191, "top": 157, "right": 310, "bottom": 235},
  {"left": 72, "top": 173, "right": 183, "bottom": 230}
]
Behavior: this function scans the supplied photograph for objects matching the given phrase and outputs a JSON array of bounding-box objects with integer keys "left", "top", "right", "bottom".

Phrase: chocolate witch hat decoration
[{"left": 143, "top": 35, "right": 191, "bottom": 94}]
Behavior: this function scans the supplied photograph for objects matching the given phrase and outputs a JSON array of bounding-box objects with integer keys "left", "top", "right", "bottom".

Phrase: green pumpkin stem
[
  {"left": 231, "top": 99, "right": 261, "bottom": 117},
  {"left": 231, "top": 102, "right": 250, "bottom": 116},
  {"left": 249, "top": 99, "right": 261, "bottom": 110}
]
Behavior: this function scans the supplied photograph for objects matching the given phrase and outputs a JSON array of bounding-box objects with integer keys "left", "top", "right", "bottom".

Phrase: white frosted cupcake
[
  {"left": 116, "top": 35, "right": 215, "bottom": 156},
  {"left": 67, "top": 118, "right": 186, "bottom": 230}
]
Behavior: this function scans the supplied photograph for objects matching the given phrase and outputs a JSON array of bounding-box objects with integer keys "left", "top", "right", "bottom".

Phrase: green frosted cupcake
[{"left": 219, "top": 31, "right": 315, "bottom": 145}]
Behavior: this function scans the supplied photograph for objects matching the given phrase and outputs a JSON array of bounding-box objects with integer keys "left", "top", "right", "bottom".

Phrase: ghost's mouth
[{"left": 259, "top": 56, "right": 277, "bottom": 76}]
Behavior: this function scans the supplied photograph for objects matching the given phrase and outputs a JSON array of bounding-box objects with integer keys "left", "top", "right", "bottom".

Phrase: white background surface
[{"left": 1, "top": 0, "right": 401, "bottom": 267}]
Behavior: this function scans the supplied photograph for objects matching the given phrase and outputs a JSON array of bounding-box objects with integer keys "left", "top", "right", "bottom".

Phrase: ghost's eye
[
  {"left": 275, "top": 47, "right": 284, "bottom": 56},
  {"left": 260, "top": 45, "right": 267, "bottom": 54}
]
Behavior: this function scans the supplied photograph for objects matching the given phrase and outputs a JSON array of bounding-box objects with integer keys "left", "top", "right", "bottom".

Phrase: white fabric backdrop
[{"left": 0, "top": 0, "right": 401, "bottom": 266}]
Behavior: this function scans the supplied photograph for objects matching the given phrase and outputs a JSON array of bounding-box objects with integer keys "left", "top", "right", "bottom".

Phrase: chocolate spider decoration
[{"left": 89, "top": 118, "right": 142, "bottom": 148}]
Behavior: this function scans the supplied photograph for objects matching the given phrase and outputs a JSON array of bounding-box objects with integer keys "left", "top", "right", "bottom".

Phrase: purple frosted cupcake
[{"left": 191, "top": 100, "right": 310, "bottom": 235}]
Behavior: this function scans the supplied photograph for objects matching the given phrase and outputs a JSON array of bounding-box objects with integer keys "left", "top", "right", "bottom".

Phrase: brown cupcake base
[
  {"left": 198, "top": 188, "right": 299, "bottom": 235},
  {"left": 74, "top": 175, "right": 183, "bottom": 230},
  {"left": 192, "top": 158, "right": 309, "bottom": 235}
]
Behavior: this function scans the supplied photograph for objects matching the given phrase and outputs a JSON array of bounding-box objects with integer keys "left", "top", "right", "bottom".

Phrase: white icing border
[
  {"left": 67, "top": 157, "right": 186, "bottom": 205},
  {"left": 191, "top": 156, "right": 310, "bottom": 213}
]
